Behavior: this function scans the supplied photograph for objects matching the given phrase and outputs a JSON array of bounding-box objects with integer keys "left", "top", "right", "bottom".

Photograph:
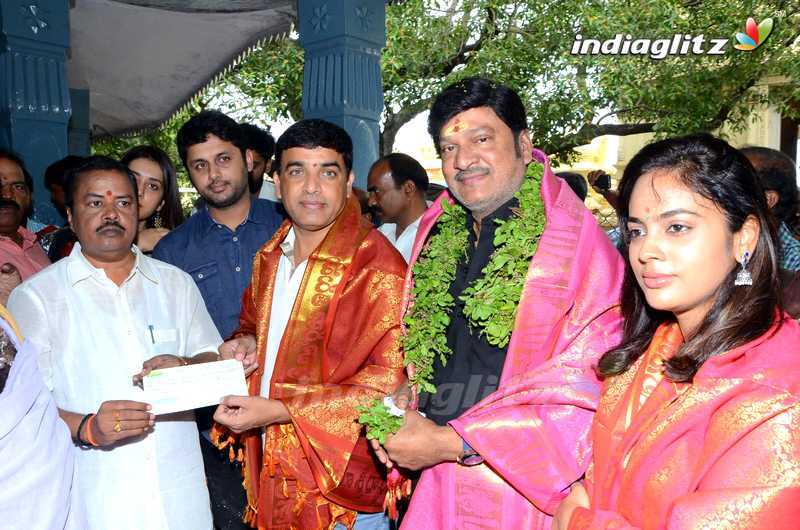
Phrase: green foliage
[
  {"left": 221, "top": 38, "right": 305, "bottom": 123},
  {"left": 404, "top": 162, "right": 545, "bottom": 391},
  {"left": 357, "top": 400, "right": 405, "bottom": 445},
  {"left": 461, "top": 163, "right": 544, "bottom": 346},
  {"left": 357, "top": 166, "right": 549, "bottom": 443},
  {"left": 217, "top": 0, "right": 800, "bottom": 160},
  {"left": 402, "top": 198, "right": 467, "bottom": 393},
  {"left": 94, "top": 1, "right": 800, "bottom": 168}
]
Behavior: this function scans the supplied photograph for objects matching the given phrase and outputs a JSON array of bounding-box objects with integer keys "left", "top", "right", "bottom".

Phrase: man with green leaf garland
[{"left": 368, "top": 78, "right": 625, "bottom": 528}]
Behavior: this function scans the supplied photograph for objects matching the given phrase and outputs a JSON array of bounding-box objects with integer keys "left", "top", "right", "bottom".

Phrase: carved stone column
[
  {"left": 69, "top": 88, "right": 91, "bottom": 157},
  {"left": 0, "top": 1, "right": 71, "bottom": 226},
  {"left": 298, "top": 0, "right": 385, "bottom": 188}
]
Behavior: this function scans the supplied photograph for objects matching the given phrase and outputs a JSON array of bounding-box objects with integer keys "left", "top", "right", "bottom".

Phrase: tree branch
[
  {"left": 387, "top": 5, "right": 499, "bottom": 87},
  {"left": 551, "top": 122, "right": 656, "bottom": 155},
  {"left": 552, "top": 75, "right": 761, "bottom": 156},
  {"left": 381, "top": 97, "right": 433, "bottom": 155}
]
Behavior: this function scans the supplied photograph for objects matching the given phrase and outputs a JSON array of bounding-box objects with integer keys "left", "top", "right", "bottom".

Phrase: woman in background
[
  {"left": 553, "top": 133, "right": 800, "bottom": 529},
  {"left": 121, "top": 145, "right": 184, "bottom": 253}
]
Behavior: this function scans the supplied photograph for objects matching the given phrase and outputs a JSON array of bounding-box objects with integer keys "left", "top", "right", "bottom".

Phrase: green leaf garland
[{"left": 359, "top": 162, "right": 546, "bottom": 441}]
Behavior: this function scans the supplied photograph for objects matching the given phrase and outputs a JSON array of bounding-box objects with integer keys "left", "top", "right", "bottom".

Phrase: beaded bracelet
[{"left": 84, "top": 414, "right": 99, "bottom": 447}]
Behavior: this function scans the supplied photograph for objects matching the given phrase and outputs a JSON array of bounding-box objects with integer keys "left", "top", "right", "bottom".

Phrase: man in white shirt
[
  {"left": 8, "top": 156, "right": 220, "bottom": 530},
  {"left": 367, "top": 153, "right": 430, "bottom": 262}
]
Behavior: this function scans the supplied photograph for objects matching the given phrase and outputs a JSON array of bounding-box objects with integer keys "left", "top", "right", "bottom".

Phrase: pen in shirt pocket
[{"left": 148, "top": 325, "right": 156, "bottom": 344}]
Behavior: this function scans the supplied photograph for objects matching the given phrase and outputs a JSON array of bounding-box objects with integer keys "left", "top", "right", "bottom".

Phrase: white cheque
[{"left": 143, "top": 359, "right": 249, "bottom": 415}]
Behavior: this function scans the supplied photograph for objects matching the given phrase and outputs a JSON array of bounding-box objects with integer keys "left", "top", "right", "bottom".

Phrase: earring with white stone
[{"left": 734, "top": 250, "right": 753, "bottom": 286}]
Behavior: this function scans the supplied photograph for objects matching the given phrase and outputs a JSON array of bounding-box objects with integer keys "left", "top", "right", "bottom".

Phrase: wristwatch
[{"left": 456, "top": 439, "right": 484, "bottom": 467}]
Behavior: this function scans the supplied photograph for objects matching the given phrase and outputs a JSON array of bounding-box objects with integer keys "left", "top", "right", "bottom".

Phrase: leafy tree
[{"left": 95, "top": 0, "right": 800, "bottom": 165}]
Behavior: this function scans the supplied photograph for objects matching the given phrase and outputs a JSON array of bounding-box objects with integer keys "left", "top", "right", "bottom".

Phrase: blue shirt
[
  {"left": 779, "top": 222, "right": 800, "bottom": 271},
  {"left": 153, "top": 198, "right": 283, "bottom": 338}
]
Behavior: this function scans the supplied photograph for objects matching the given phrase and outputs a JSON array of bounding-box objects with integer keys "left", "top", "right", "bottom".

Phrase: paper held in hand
[{"left": 143, "top": 359, "right": 248, "bottom": 415}]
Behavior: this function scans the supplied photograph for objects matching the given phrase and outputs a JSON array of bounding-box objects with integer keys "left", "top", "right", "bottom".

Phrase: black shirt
[{"left": 420, "top": 198, "right": 517, "bottom": 426}]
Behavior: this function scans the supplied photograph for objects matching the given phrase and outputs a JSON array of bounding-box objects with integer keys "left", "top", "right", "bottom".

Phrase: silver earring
[{"left": 734, "top": 251, "right": 753, "bottom": 286}]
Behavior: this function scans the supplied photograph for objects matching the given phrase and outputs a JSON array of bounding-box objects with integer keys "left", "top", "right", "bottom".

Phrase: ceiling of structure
[
  {"left": 109, "top": 1, "right": 284, "bottom": 13},
  {"left": 68, "top": 0, "right": 296, "bottom": 136}
]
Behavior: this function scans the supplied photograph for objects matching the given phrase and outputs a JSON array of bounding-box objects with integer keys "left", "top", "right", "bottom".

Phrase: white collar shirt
[
  {"left": 377, "top": 213, "right": 424, "bottom": 263},
  {"left": 260, "top": 228, "right": 308, "bottom": 397},
  {"left": 7, "top": 243, "right": 220, "bottom": 530}
]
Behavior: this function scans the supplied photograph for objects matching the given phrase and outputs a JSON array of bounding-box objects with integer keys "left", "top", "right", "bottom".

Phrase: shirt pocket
[
  {"left": 187, "top": 261, "right": 223, "bottom": 307},
  {"left": 147, "top": 327, "right": 180, "bottom": 356}
]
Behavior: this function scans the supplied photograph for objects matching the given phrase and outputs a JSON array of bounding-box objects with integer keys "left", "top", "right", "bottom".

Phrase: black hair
[
  {"left": 121, "top": 145, "right": 184, "bottom": 230},
  {"left": 428, "top": 77, "right": 528, "bottom": 156},
  {"left": 176, "top": 110, "right": 247, "bottom": 169},
  {"left": 0, "top": 149, "right": 33, "bottom": 193},
  {"left": 239, "top": 123, "right": 275, "bottom": 160},
  {"left": 370, "top": 153, "right": 429, "bottom": 194},
  {"left": 44, "top": 155, "right": 86, "bottom": 191},
  {"left": 274, "top": 119, "right": 353, "bottom": 175},
  {"left": 556, "top": 171, "right": 588, "bottom": 202},
  {"left": 65, "top": 156, "right": 138, "bottom": 210},
  {"left": 740, "top": 146, "right": 798, "bottom": 223},
  {"left": 598, "top": 133, "right": 781, "bottom": 383}
]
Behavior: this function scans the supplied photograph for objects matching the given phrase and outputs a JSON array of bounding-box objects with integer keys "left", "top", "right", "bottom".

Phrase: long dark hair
[
  {"left": 121, "top": 145, "right": 184, "bottom": 230},
  {"left": 597, "top": 133, "right": 782, "bottom": 382}
]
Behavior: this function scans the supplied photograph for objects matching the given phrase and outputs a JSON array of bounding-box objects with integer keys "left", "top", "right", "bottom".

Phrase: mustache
[
  {"left": 0, "top": 199, "right": 20, "bottom": 211},
  {"left": 454, "top": 167, "right": 490, "bottom": 181},
  {"left": 96, "top": 221, "right": 125, "bottom": 233},
  {"left": 206, "top": 179, "right": 228, "bottom": 188}
]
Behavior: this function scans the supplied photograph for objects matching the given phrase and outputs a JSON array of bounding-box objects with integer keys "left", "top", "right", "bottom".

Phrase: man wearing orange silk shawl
[
  {"left": 371, "top": 78, "right": 625, "bottom": 529},
  {"left": 212, "top": 120, "right": 406, "bottom": 530}
]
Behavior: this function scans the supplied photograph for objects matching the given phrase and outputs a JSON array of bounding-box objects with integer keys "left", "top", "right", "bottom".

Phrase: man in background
[
  {"left": 367, "top": 153, "right": 429, "bottom": 262},
  {"left": 0, "top": 151, "right": 50, "bottom": 305},
  {"left": 239, "top": 122, "right": 275, "bottom": 198},
  {"left": 741, "top": 146, "right": 800, "bottom": 271}
]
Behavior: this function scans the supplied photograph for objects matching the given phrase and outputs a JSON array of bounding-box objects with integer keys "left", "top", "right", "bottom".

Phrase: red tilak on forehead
[
  {"left": 105, "top": 191, "right": 113, "bottom": 198},
  {"left": 444, "top": 119, "right": 469, "bottom": 135}
]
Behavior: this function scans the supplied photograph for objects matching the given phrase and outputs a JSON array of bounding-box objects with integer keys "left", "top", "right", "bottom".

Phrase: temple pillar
[
  {"left": 298, "top": 0, "right": 385, "bottom": 188},
  {"left": 0, "top": 1, "right": 72, "bottom": 226}
]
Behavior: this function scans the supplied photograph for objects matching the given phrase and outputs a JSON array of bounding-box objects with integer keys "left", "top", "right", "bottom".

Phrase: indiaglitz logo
[
  {"left": 734, "top": 17, "right": 774, "bottom": 51},
  {"left": 571, "top": 16, "right": 774, "bottom": 59}
]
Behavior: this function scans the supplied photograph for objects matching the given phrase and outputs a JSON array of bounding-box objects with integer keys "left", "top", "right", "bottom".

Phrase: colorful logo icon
[{"left": 734, "top": 17, "right": 773, "bottom": 50}]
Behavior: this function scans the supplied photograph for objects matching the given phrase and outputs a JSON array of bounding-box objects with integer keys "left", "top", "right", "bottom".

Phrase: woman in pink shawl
[{"left": 553, "top": 133, "right": 800, "bottom": 529}]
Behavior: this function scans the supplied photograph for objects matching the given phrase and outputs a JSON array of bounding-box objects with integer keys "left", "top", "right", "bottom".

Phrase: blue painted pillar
[
  {"left": 0, "top": 1, "right": 72, "bottom": 226},
  {"left": 68, "top": 88, "right": 91, "bottom": 156},
  {"left": 298, "top": 0, "right": 385, "bottom": 189}
]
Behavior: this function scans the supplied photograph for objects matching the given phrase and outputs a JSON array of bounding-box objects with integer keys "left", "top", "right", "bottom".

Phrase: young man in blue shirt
[
  {"left": 153, "top": 110, "right": 282, "bottom": 339},
  {"left": 152, "top": 110, "right": 282, "bottom": 529}
]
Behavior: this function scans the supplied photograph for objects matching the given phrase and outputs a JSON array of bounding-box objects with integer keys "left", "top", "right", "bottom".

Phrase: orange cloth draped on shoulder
[
  {"left": 213, "top": 196, "right": 407, "bottom": 530},
  {"left": 570, "top": 317, "right": 800, "bottom": 529}
]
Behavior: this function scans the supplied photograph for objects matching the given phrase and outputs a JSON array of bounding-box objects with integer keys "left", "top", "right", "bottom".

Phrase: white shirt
[
  {"left": 8, "top": 244, "right": 220, "bottom": 530},
  {"left": 258, "top": 179, "right": 280, "bottom": 203},
  {"left": 260, "top": 228, "right": 308, "bottom": 395},
  {"left": 378, "top": 214, "right": 423, "bottom": 263}
]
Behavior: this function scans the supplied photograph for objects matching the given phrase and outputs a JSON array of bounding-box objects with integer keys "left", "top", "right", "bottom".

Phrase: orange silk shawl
[
  {"left": 571, "top": 318, "right": 800, "bottom": 529},
  {"left": 215, "top": 196, "right": 407, "bottom": 530}
]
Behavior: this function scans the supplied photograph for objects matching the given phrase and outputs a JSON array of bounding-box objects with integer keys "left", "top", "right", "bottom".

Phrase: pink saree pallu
[{"left": 400, "top": 150, "right": 625, "bottom": 529}]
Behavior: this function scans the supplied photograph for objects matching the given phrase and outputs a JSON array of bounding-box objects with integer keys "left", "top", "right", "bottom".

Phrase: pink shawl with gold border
[{"left": 401, "top": 150, "right": 624, "bottom": 529}]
